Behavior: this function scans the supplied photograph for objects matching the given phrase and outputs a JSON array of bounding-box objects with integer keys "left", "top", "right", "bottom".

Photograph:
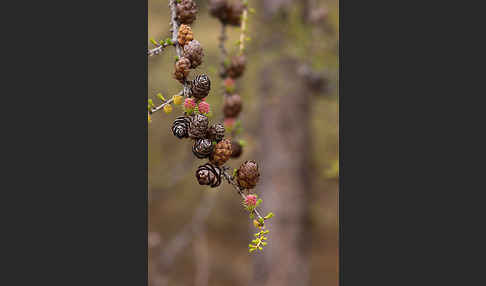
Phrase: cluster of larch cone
[
  {"left": 149, "top": 0, "right": 270, "bottom": 253},
  {"left": 170, "top": 0, "right": 259, "bottom": 191}
]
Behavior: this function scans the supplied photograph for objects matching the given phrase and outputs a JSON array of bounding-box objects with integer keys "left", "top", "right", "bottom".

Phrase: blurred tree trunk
[{"left": 253, "top": 1, "right": 312, "bottom": 285}]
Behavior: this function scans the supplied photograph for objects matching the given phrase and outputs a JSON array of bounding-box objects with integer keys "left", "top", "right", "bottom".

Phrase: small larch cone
[
  {"left": 226, "top": 55, "right": 246, "bottom": 78},
  {"left": 177, "top": 24, "right": 194, "bottom": 46},
  {"left": 226, "top": 1, "right": 245, "bottom": 26},
  {"left": 193, "top": 138, "right": 214, "bottom": 159},
  {"left": 191, "top": 74, "right": 211, "bottom": 99},
  {"left": 208, "top": 123, "right": 225, "bottom": 142},
  {"left": 236, "top": 160, "right": 260, "bottom": 189},
  {"left": 209, "top": 0, "right": 230, "bottom": 22},
  {"left": 196, "top": 163, "right": 222, "bottom": 187},
  {"left": 183, "top": 40, "right": 203, "bottom": 68},
  {"left": 176, "top": 0, "right": 198, "bottom": 25},
  {"left": 174, "top": 57, "right": 191, "bottom": 83},
  {"left": 223, "top": 94, "right": 242, "bottom": 118},
  {"left": 210, "top": 138, "right": 232, "bottom": 166},
  {"left": 171, "top": 116, "right": 191, "bottom": 139},
  {"left": 209, "top": 0, "right": 243, "bottom": 26},
  {"left": 188, "top": 114, "right": 209, "bottom": 139},
  {"left": 231, "top": 140, "right": 243, "bottom": 158}
]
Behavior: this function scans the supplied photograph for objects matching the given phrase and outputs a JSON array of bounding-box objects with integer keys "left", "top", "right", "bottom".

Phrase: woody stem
[{"left": 222, "top": 169, "right": 264, "bottom": 221}]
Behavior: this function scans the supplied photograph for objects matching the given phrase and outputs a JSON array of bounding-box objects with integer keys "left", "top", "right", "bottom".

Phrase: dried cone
[
  {"left": 236, "top": 160, "right": 260, "bottom": 189},
  {"left": 231, "top": 140, "right": 243, "bottom": 158},
  {"left": 191, "top": 74, "right": 211, "bottom": 99},
  {"left": 188, "top": 114, "right": 209, "bottom": 139},
  {"left": 193, "top": 138, "right": 214, "bottom": 159},
  {"left": 226, "top": 1, "right": 245, "bottom": 26},
  {"left": 223, "top": 94, "right": 242, "bottom": 118},
  {"left": 227, "top": 55, "right": 246, "bottom": 78},
  {"left": 210, "top": 138, "right": 232, "bottom": 166},
  {"left": 176, "top": 0, "right": 198, "bottom": 25},
  {"left": 171, "top": 116, "right": 191, "bottom": 139},
  {"left": 177, "top": 24, "right": 194, "bottom": 46},
  {"left": 174, "top": 57, "right": 191, "bottom": 83},
  {"left": 183, "top": 40, "right": 203, "bottom": 68},
  {"left": 209, "top": 0, "right": 243, "bottom": 26},
  {"left": 196, "top": 163, "right": 222, "bottom": 188},
  {"left": 209, "top": 0, "right": 230, "bottom": 22},
  {"left": 208, "top": 123, "right": 225, "bottom": 142}
]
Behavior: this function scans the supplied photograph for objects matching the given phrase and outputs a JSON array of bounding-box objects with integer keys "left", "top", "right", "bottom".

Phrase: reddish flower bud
[
  {"left": 184, "top": 98, "right": 196, "bottom": 109},
  {"left": 224, "top": 77, "right": 235, "bottom": 92},
  {"left": 198, "top": 101, "right": 210, "bottom": 114},
  {"left": 224, "top": 117, "right": 236, "bottom": 128},
  {"left": 245, "top": 195, "right": 257, "bottom": 207}
]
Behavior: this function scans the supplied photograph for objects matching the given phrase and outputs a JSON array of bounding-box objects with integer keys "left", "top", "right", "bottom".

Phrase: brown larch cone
[
  {"left": 209, "top": 0, "right": 230, "bottom": 22},
  {"left": 209, "top": 0, "right": 243, "bottom": 26},
  {"left": 183, "top": 40, "right": 203, "bottom": 68},
  {"left": 208, "top": 123, "right": 225, "bottom": 142},
  {"left": 226, "top": 1, "right": 245, "bottom": 26},
  {"left": 223, "top": 94, "right": 242, "bottom": 118},
  {"left": 226, "top": 55, "right": 246, "bottom": 78},
  {"left": 236, "top": 160, "right": 259, "bottom": 189},
  {"left": 174, "top": 57, "right": 191, "bottom": 83},
  {"left": 177, "top": 24, "right": 194, "bottom": 46},
  {"left": 196, "top": 163, "right": 222, "bottom": 188},
  {"left": 190, "top": 74, "right": 211, "bottom": 99},
  {"left": 188, "top": 114, "right": 209, "bottom": 139},
  {"left": 210, "top": 138, "right": 232, "bottom": 166},
  {"left": 193, "top": 138, "right": 214, "bottom": 159},
  {"left": 176, "top": 0, "right": 198, "bottom": 25},
  {"left": 231, "top": 140, "right": 243, "bottom": 158},
  {"left": 172, "top": 116, "right": 191, "bottom": 139}
]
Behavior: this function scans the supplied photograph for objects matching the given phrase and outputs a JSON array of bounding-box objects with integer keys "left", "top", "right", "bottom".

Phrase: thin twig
[
  {"left": 239, "top": 6, "right": 248, "bottom": 55},
  {"left": 219, "top": 24, "right": 228, "bottom": 64},
  {"left": 147, "top": 41, "right": 173, "bottom": 57},
  {"left": 219, "top": 24, "right": 229, "bottom": 97},
  {"left": 222, "top": 169, "right": 264, "bottom": 221},
  {"left": 169, "top": 0, "right": 182, "bottom": 58},
  {"left": 149, "top": 90, "right": 183, "bottom": 114},
  {"left": 169, "top": 0, "right": 191, "bottom": 94},
  {"left": 146, "top": 0, "right": 180, "bottom": 58}
]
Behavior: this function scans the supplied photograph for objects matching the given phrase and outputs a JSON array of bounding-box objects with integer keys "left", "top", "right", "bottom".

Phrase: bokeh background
[{"left": 148, "top": 1, "right": 338, "bottom": 285}]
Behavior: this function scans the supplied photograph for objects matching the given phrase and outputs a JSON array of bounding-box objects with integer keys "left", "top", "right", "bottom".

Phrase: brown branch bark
[{"left": 147, "top": 41, "right": 173, "bottom": 57}]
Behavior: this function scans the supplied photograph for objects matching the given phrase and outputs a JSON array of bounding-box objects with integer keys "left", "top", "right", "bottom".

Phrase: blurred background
[{"left": 148, "top": 0, "right": 338, "bottom": 285}]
